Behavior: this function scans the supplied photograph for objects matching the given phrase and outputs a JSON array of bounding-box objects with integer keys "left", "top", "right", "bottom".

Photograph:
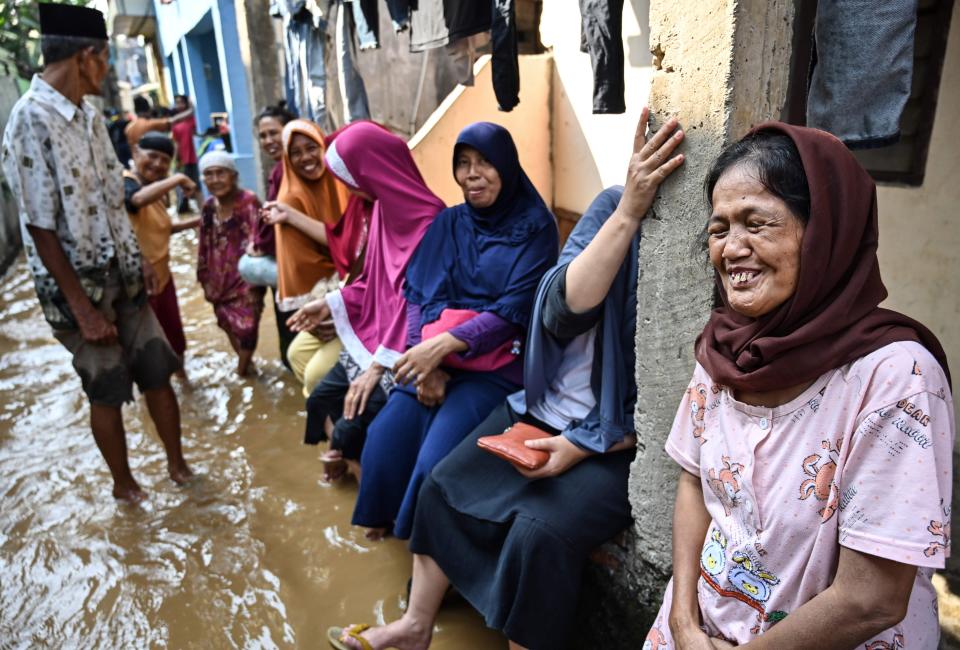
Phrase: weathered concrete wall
[
  {"left": 409, "top": 55, "right": 553, "bottom": 209},
  {"left": 874, "top": 0, "right": 960, "bottom": 583},
  {"left": 571, "top": 2, "right": 795, "bottom": 646},
  {"left": 234, "top": 0, "right": 284, "bottom": 197}
]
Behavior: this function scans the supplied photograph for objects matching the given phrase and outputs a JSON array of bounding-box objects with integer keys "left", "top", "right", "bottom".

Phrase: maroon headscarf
[{"left": 695, "top": 122, "right": 950, "bottom": 391}]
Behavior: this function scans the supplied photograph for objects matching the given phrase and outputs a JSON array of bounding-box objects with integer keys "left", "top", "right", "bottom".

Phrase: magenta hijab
[{"left": 324, "top": 122, "right": 445, "bottom": 367}]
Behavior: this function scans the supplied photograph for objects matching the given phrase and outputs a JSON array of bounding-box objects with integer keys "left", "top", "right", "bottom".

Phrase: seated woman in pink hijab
[{"left": 289, "top": 122, "right": 445, "bottom": 482}]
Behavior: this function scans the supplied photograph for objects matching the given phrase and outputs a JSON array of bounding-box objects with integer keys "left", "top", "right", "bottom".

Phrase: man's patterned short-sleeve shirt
[{"left": 1, "top": 75, "right": 143, "bottom": 327}]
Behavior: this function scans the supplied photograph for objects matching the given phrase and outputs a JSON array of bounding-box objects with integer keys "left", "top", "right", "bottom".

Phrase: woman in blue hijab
[
  {"left": 349, "top": 122, "right": 559, "bottom": 542},
  {"left": 329, "top": 110, "right": 685, "bottom": 650}
]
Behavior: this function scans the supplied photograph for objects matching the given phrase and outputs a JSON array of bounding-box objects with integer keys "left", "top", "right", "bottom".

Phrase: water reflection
[{"left": 0, "top": 231, "right": 503, "bottom": 648}]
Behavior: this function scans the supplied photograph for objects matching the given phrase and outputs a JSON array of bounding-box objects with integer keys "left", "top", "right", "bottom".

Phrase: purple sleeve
[
  {"left": 406, "top": 302, "right": 422, "bottom": 348},
  {"left": 449, "top": 311, "right": 521, "bottom": 358}
]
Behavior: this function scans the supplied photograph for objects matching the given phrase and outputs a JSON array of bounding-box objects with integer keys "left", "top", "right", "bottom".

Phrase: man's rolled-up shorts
[{"left": 53, "top": 267, "right": 181, "bottom": 408}]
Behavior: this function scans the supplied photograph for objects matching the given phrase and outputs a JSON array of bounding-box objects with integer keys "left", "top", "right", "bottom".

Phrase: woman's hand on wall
[
  {"left": 516, "top": 435, "right": 592, "bottom": 480},
  {"left": 393, "top": 333, "right": 467, "bottom": 385},
  {"left": 343, "top": 363, "right": 385, "bottom": 420},
  {"left": 616, "top": 107, "right": 685, "bottom": 223}
]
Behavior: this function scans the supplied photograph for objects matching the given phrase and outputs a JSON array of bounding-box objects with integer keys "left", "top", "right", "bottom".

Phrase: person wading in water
[{"left": 1, "top": 3, "right": 192, "bottom": 502}]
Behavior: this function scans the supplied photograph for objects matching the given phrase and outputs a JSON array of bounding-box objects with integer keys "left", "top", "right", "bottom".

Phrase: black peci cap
[{"left": 38, "top": 3, "right": 108, "bottom": 40}]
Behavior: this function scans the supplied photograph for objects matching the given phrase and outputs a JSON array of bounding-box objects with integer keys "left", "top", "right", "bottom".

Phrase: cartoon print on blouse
[
  {"left": 924, "top": 498, "right": 951, "bottom": 558},
  {"left": 689, "top": 383, "right": 708, "bottom": 445},
  {"left": 865, "top": 632, "right": 904, "bottom": 650},
  {"left": 642, "top": 626, "right": 668, "bottom": 650},
  {"left": 700, "top": 528, "right": 727, "bottom": 577},
  {"left": 799, "top": 437, "right": 842, "bottom": 523},
  {"left": 699, "top": 532, "right": 788, "bottom": 634},
  {"left": 912, "top": 360, "right": 922, "bottom": 376},
  {"left": 707, "top": 456, "right": 746, "bottom": 517}
]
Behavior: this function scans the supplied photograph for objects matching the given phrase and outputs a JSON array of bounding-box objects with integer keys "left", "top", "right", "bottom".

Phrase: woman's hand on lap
[
  {"left": 343, "top": 364, "right": 384, "bottom": 420},
  {"left": 393, "top": 333, "right": 466, "bottom": 385},
  {"left": 516, "top": 435, "right": 592, "bottom": 479},
  {"left": 286, "top": 299, "right": 330, "bottom": 333},
  {"left": 669, "top": 621, "right": 722, "bottom": 650},
  {"left": 416, "top": 369, "right": 449, "bottom": 406},
  {"left": 616, "top": 107, "right": 685, "bottom": 223}
]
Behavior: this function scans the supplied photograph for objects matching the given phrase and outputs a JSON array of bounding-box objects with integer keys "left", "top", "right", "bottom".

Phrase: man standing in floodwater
[{"left": 1, "top": 4, "right": 192, "bottom": 501}]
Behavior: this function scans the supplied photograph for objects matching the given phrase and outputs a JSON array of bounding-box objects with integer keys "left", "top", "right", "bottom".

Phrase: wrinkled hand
[
  {"left": 393, "top": 334, "right": 463, "bottom": 385},
  {"left": 670, "top": 620, "right": 723, "bottom": 650},
  {"left": 286, "top": 299, "right": 333, "bottom": 336},
  {"left": 343, "top": 364, "right": 384, "bottom": 420},
  {"left": 261, "top": 201, "right": 293, "bottom": 226},
  {"left": 245, "top": 241, "right": 263, "bottom": 257},
  {"left": 75, "top": 304, "right": 118, "bottom": 345},
  {"left": 617, "top": 106, "right": 685, "bottom": 222},
  {"left": 177, "top": 173, "right": 197, "bottom": 198},
  {"left": 416, "top": 368, "right": 449, "bottom": 407},
  {"left": 515, "top": 434, "right": 592, "bottom": 480},
  {"left": 142, "top": 258, "right": 162, "bottom": 296}
]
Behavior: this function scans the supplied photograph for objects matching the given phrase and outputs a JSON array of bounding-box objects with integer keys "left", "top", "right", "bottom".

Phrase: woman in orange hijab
[{"left": 262, "top": 120, "right": 355, "bottom": 393}]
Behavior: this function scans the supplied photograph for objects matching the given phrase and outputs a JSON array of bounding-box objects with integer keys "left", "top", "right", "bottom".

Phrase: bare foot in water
[
  {"left": 168, "top": 461, "right": 194, "bottom": 485},
  {"left": 345, "top": 458, "right": 361, "bottom": 483},
  {"left": 364, "top": 527, "right": 387, "bottom": 541},
  {"left": 321, "top": 450, "right": 347, "bottom": 482},
  {"left": 337, "top": 616, "right": 432, "bottom": 650},
  {"left": 113, "top": 483, "right": 148, "bottom": 503}
]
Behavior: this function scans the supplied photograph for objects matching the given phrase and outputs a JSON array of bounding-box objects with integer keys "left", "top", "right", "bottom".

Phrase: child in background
[{"left": 197, "top": 151, "right": 268, "bottom": 376}]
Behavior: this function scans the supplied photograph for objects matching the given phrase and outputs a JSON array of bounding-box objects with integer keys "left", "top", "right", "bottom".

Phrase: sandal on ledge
[{"left": 327, "top": 623, "right": 373, "bottom": 650}]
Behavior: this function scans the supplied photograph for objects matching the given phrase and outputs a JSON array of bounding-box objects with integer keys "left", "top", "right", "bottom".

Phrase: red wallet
[{"left": 477, "top": 422, "right": 552, "bottom": 470}]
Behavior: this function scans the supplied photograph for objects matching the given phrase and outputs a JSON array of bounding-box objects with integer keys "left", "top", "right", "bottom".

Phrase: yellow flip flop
[{"left": 327, "top": 623, "right": 373, "bottom": 650}]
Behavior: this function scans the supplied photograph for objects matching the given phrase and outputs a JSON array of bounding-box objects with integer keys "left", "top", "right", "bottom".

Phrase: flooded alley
[{"left": 0, "top": 232, "right": 504, "bottom": 649}]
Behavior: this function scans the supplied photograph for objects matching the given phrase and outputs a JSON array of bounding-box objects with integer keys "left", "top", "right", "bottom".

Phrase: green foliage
[{"left": 0, "top": 0, "right": 96, "bottom": 79}]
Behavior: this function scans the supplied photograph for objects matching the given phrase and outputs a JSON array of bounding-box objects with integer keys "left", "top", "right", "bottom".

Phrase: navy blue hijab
[{"left": 404, "top": 122, "right": 558, "bottom": 326}]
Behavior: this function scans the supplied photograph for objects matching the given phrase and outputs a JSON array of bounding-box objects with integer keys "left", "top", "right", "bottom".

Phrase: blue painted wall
[{"left": 152, "top": 0, "right": 259, "bottom": 192}]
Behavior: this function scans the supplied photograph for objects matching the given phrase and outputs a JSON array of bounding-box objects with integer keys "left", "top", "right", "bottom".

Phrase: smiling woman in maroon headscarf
[{"left": 647, "top": 124, "right": 952, "bottom": 649}]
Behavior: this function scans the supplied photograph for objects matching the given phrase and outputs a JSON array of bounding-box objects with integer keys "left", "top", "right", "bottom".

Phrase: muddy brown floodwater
[{"left": 0, "top": 231, "right": 505, "bottom": 649}]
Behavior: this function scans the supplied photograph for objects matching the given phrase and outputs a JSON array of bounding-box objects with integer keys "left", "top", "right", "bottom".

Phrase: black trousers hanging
[{"left": 579, "top": 0, "right": 626, "bottom": 114}]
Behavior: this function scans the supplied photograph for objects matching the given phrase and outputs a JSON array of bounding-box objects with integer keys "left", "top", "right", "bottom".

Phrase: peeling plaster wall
[{"left": 571, "top": 2, "right": 795, "bottom": 646}]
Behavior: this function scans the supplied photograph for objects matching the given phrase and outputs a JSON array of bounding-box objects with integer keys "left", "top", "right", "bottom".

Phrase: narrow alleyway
[{"left": 0, "top": 231, "right": 504, "bottom": 649}]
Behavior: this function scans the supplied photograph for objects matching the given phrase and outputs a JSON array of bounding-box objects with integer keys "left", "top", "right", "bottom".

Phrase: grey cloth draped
[{"left": 806, "top": 0, "right": 918, "bottom": 148}]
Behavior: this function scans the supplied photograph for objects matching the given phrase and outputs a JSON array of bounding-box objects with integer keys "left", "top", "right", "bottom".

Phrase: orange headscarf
[{"left": 274, "top": 119, "right": 351, "bottom": 310}]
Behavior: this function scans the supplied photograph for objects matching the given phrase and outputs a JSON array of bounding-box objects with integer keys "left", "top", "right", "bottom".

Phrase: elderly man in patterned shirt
[{"left": 1, "top": 4, "right": 191, "bottom": 501}]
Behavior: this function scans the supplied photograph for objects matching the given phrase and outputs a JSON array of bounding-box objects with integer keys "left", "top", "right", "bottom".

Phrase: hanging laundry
[
  {"left": 335, "top": 1, "right": 372, "bottom": 122},
  {"left": 579, "top": 0, "right": 625, "bottom": 114},
  {"left": 271, "top": 0, "right": 372, "bottom": 128},
  {"left": 806, "top": 0, "right": 918, "bottom": 148},
  {"left": 490, "top": 0, "right": 519, "bottom": 111},
  {"left": 401, "top": 0, "right": 520, "bottom": 111},
  {"left": 447, "top": 33, "right": 490, "bottom": 87},
  {"left": 346, "top": 0, "right": 379, "bottom": 50}
]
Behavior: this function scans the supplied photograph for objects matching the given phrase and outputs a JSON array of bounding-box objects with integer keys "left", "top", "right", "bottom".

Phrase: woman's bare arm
[{"left": 740, "top": 548, "right": 916, "bottom": 649}]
